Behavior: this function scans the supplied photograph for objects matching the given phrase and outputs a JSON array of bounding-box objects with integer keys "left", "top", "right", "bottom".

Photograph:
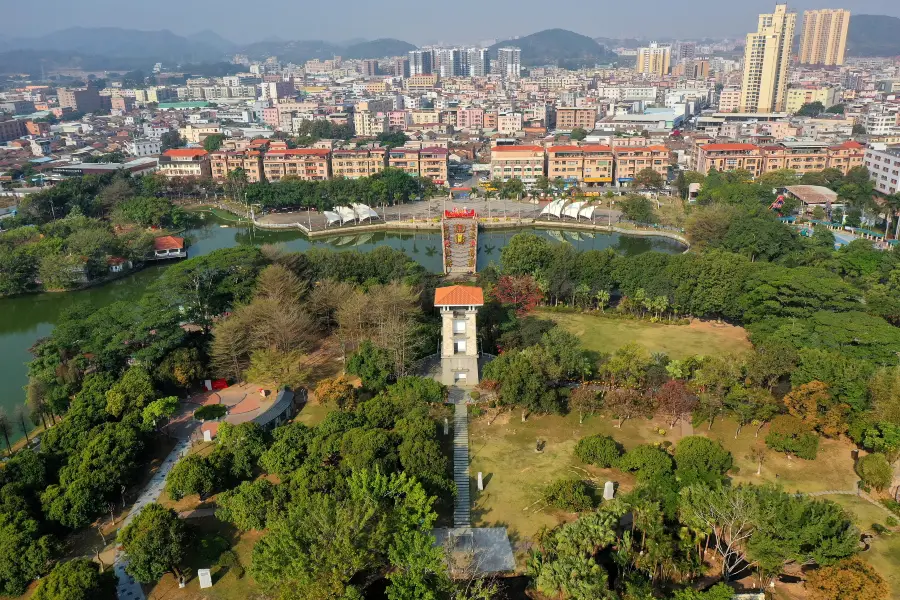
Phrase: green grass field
[
  {"left": 469, "top": 409, "right": 670, "bottom": 546},
  {"left": 821, "top": 495, "right": 900, "bottom": 600},
  {"left": 703, "top": 419, "right": 859, "bottom": 494},
  {"left": 540, "top": 310, "right": 752, "bottom": 359},
  {"left": 146, "top": 516, "right": 261, "bottom": 600}
]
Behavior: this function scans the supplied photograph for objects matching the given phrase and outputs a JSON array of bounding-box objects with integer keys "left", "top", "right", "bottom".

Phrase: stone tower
[{"left": 434, "top": 285, "right": 484, "bottom": 386}]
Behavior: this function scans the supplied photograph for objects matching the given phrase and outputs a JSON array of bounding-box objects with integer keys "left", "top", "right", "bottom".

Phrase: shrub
[
  {"left": 872, "top": 523, "right": 888, "bottom": 535},
  {"left": 543, "top": 478, "right": 595, "bottom": 512},
  {"left": 806, "top": 557, "right": 888, "bottom": 600},
  {"left": 674, "top": 436, "right": 734, "bottom": 485},
  {"left": 882, "top": 499, "right": 900, "bottom": 516},
  {"left": 194, "top": 404, "right": 228, "bottom": 421},
  {"left": 574, "top": 435, "right": 622, "bottom": 468},
  {"left": 765, "top": 415, "right": 819, "bottom": 459},
  {"left": 617, "top": 444, "right": 674, "bottom": 482},
  {"left": 856, "top": 453, "right": 893, "bottom": 491},
  {"left": 469, "top": 390, "right": 481, "bottom": 401},
  {"left": 886, "top": 516, "right": 898, "bottom": 527}
]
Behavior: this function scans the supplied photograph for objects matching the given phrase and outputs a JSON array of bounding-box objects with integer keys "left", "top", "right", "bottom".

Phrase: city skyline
[{"left": 5, "top": 0, "right": 900, "bottom": 46}]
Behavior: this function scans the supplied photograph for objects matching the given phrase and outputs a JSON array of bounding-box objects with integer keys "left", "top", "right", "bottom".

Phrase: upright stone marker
[
  {"left": 477, "top": 472, "right": 484, "bottom": 491},
  {"left": 198, "top": 569, "right": 213, "bottom": 589},
  {"left": 444, "top": 417, "right": 449, "bottom": 435},
  {"left": 603, "top": 481, "right": 615, "bottom": 500}
]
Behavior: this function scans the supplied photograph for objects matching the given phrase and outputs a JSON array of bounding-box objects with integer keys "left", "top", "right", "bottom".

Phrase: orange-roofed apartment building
[
  {"left": 546, "top": 145, "right": 613, "bottom": 186},
  {"left": 263, "top": 149, "right": 331, "bottom": 182},
  {"left": 612, "top": 146, "right": 669, "bottom": 186},
  {"left": 210, "top": 150, "right": 264, "bottom": 182},
  {"left": 825, "top": 141, "right": 865, "bottom": 174},
  {"left": 490, "top": 145, "right": 546, "bottom": 183},
  {"left": 332, "top": 148, "right": 388, "bottom": 179},
  {"left": 388, "top": 148, "right": 421, "bottom": 177},
  {"left": 158, "top": 148, "right": 211, "bottom": 179},
  {"left": 695, "top": 144, "right": 764, "bottom": 177}
]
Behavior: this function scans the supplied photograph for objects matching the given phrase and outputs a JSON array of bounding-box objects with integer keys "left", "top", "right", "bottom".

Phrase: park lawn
[
  {"left": 294, "top": 401, "right": 334, "bottom": 426},
  {"left": 703, "top": 419, "right": 859, "bottom": 494},
  {"left": 821, "top": 494, "right": 900, "bottom": 599},
  {"left": 539, "top": 310, "right": 752, "bottom": 359},
  {"left": 469, "top": 409, "right": 676, "bottom": 551},
  {"left": 867, "top": 534, "right": 900, "bottom": 600},
  {"left": 146, "top": 516, "right": 263, "bottom": 600}
]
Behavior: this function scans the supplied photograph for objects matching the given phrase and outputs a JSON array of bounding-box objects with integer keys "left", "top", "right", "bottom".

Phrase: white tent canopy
[
  {"left": 539, "top": 198, "right": 566, "bottom": 218},
  {"left": 323, "top": 211, "right": 341, "bottom": 226},
  {"left": 578, "top": 205, "right": 596, "bottom": 220},
  {"left": 563, "top": 201, "right": 585, "bottom": 219},
  {"left": 351, "top": 203, "right": 379, "bottom": 221},
  {"left": 336, "top": 206, "right": 357, "bottom": 224}
]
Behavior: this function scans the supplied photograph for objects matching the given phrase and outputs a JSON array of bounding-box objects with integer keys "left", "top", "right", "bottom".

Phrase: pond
[{"left": 0, "top": 216, "right": 686, "bottom": 441}]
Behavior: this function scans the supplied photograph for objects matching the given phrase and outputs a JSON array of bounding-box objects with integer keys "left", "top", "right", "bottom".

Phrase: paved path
[
  {"left": 450, "top": 388, "right": 471, "bottom": 528},
  {"left": 115, "top": 436, "right": 194, "bottom": 600}
]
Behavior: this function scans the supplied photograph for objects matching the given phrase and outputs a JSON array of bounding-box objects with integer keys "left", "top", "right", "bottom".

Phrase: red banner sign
[{"left": 444, "top": 208, "right": 476, "bottom": 218}]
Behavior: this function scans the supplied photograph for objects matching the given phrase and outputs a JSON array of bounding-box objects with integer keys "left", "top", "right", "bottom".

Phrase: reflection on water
[{"left": 0, "top": 217, "right": 684, "bottom": 440}]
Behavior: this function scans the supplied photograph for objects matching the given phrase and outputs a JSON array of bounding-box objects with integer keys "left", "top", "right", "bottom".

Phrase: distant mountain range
[
  {"left": 7, "top": 16, "right": 896, "bottom": 78},
  {"left": 847, "top": 14, "right": 900, "bottom": 57},
  {"left": 490, "top": 29, "right": 618, "bottom": 68}
]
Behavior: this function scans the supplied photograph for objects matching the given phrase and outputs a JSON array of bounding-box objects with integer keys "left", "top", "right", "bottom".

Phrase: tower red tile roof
[{"left": 434, "top": 285, "right": 484, "bottom": 306}]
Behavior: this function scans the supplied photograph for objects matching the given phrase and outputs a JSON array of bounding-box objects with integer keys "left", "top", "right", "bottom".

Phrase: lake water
[{"left": 0, "top": 217, "right": 685, "bottom": 440}]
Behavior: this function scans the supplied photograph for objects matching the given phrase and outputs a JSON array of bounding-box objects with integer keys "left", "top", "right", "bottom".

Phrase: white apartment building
[
  {"left": 864, "top": 144, "right": 900, "bottom": 196},
  {"left": 125, "top": 138, "right": 162, "bottom": 157},
  {"left": 864, "top": 106, "right": 900, "bottom": 136}
]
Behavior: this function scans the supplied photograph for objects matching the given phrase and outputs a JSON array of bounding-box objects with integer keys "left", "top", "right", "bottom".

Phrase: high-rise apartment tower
[
  {"left": 799, "top": 9, "right": 850, "bottom": 66},
  {"left": 739, "top": 4, "right": 797, "bottom": 113}
]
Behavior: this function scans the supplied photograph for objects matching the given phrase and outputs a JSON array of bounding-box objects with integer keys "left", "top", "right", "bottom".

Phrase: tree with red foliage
[
  {"left": 655, "top": 380, "right": 698, "bottom": 427},
  {"left": 492, "top": 274, "right": 543, "bottom": 315}
]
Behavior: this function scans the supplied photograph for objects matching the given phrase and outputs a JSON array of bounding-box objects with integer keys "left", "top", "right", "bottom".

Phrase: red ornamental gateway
[{"left": 444, "top": 208, "right": 476, "bottom": 219}]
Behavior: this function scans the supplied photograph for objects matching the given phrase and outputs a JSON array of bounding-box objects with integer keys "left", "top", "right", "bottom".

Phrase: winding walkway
[
  {"left": 115, "top": 435, "right": 195, "bottom": 600},
  {"left": 450, "top": 388, "right": 471, "bottom": 527}
]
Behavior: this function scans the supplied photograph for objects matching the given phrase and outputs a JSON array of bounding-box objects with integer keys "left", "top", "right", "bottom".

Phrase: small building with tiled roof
[{"left": 150, "top": 236, "right": 187, "bottom": 260}]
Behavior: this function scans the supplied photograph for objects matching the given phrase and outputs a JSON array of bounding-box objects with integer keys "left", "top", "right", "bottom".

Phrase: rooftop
[
  {"left": 434, "top": 285, "right": 484, "bottom": 307},
  {"left": 153, "top": 235, "right": 185, "bottom": 251}
]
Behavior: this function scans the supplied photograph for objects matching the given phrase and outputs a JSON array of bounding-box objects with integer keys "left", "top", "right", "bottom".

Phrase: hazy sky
[{"left": 5, "top": 0, "right": 900, "bottom": 45}]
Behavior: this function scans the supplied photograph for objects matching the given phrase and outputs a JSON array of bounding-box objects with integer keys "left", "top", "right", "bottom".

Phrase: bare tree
[
  {"left": 13, "top": 405, "right": 29, "bottom": 444},
  {"left": 605, "top": 388, "right": 650, "bottom": 427},
  {"left": 0, "top": 409, "right": 12, "bottom": 455}
]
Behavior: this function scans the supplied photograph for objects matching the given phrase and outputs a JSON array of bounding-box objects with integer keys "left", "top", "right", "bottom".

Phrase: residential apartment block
[
  {"left": 263, "top": 149, "right": 331, "bottom": 182},
  {"left": 697, "top": 141, "right": 865, "bottom": 178},
  {"left": 490, "top": 145, "right": 546, "bottom": 183},
  {"left": 740, "top": 4, "right": 796, "bottom": 113},
  {"left": 420, "top": 148, "right": 449, "bottom": 185},
  {"left": 555, "top": 107, "right": 598, "bottom": 131},
  {"left": 388, "top": 148, "right": 421, "bottom": 177},
  {"left": 546, "top": 146, "right": 614, "bottom": 185},
  {"left": 636, "top": 43, "right": 672, "bottom": 77},
  {"left": 785, "top": 86, "right": 839, "bottom": 114},
  {"left": 210, "top": 150, "right": 265, "bottom": 183},
  {"left": 865, "top": 144, "right": 900, "bottom": 196},
  {"left": 158, "top": 148, "right": 212, "bottom": 179},
  {"left": 332, "top": 148, "right": 388, "bottom": 179},
  {"left": 612, "top": 146, "right": 670, "bottom": 183},
  {"left": 696, "top": 143, "right": 765, "bottom": 177},
  {"left": 799, "top": 9, "right": 850, "bottom": 66}
]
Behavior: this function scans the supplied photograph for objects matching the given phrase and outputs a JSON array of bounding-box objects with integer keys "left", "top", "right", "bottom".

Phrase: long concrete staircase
[{"left": 450, "top": 387, "right": 471, "bottom": 527}]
